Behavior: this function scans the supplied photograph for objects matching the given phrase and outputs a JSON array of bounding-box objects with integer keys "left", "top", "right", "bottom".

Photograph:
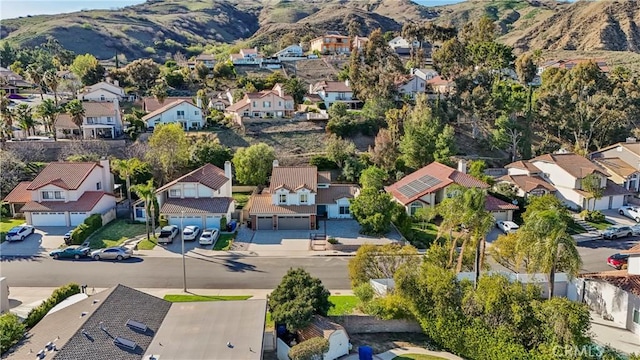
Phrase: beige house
[
  {"left": 225, "top": 84, "right": 294, "bottom": 125},
  {"left": 55, "top": 101, "right": 123, "bottom": 139},
  {"left": 310, "top": 32, "right": 350, "bottom": 54},
  {"left": 590, "top": 138, "right": 640, "bottom": 193}
]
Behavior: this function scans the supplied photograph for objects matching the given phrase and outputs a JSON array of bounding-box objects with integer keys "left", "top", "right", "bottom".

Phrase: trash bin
[{"left": 358, "top": 346, "right": 373, "bottom": 360}]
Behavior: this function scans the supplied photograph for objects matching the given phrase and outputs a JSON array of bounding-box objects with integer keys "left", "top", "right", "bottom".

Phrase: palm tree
[
  {"left": 0, "top": 92, "right": 15, "bottom": 141},
  {"left": 112, "top": 158, "right": 143, "bottom": 221},
  {"left": 66, "top": 99, "right": 85, "bottom": 139},
  {"left": 44, "top": 70, "right": 60, "bottom": 106},
  {"left": 26, "top": 64, "right": 44, "bottom": 100},
  {"left": 15, "top": 104, "right": 36, "bottom": 136},
  {"left": 517, "top": 209, "right": 582, "bottom": 299},
  {"left": 36, "top": 98, "right": 60, "bottom": 140},
  {"left": 131, "top": 180, "right": 157, "bottom": 240}
]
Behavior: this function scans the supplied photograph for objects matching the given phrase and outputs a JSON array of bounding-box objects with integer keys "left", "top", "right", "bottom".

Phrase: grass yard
[
  {"left": 586, "top": 220, "right": 612, "bottom": 230},
  {"left": 87, "top": 219, "right": 147, "bottom": 248},
  {"left": 567, "top": 219, "right": 586, "bottom": 235},
  {"left": 163, "top": 294, "right": 252, "bottom": 302},
  {"left": 232, "top": 193, "right": 251, "bottom": 209},
  {"left": 266, "top": 311, "right": 274, "bottom": 330},
  {"left": 213, "top": 233, "right": 235, "bottom": 250},
  {"left": 393, "top": 355, "right": 447, "bottom": 360},
  {"left": 328, "top": 295, "right": 359, "bottom": 316},
  {"left": 407, "top": 222, "right": 441, "bottom": 249},
  {"left": 0, "top": 218, "right": 24, "bottom": 243},
  {"left": 136, "top": 237, "right": 157, "bottom": 250}
]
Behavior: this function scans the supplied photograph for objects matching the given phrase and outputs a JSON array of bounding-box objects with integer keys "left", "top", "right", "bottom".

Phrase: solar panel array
[{"left": 397, "top": 175, "right": 442, "bottom": 199}]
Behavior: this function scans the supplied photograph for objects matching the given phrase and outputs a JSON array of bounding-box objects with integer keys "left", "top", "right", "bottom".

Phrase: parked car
[
  {"left": 63, "top": 228, "right": 75, "bottom": 245},
  {"left": 601, "top": 226, "right": 633, "bottom": 240},
  {"left": 618, "top": 206, "right": 640, "bottom": 222},
  {"left": 199, "top": 228, "right": 220, "bottom": 246},
  {"left": 91, "top": 246, "right": 133, "bottom": 261},
  {"left": 607, "top": 253, "right": 629, "bottom": 270},
  {"left": 182, "top": 226, "right": 201, "bottom": 241},
  {"left": 632, "top": 224, "right": 640, "bottom": 236},
  {"left": 5, "top": 224, "right": 34, "bottom": 242},
  {"left": 496, "top": 221, "right": 519, "bottom": 234},
  {"left": 49, "top": 246, "right": 90, "bottom": 260},
  {"left": 157, "top": 225, "right": 179, "bottom": 244}
]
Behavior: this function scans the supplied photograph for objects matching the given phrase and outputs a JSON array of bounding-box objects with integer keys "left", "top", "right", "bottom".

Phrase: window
[
  {"left": 86, "top": 117, "right": 96, "bottom": 124},
  {"left": 410, "top": 202, "right": 422, "bottom": 216},
  {"left": 177, "top": 110, "right": 185, "bottom": 119},
  {"left": 252, "top": 101, "right": 257, "bottom": 107},
  {"left": 194, "top": 110, "right": 200, "bottom": 115},
  {"left": 106, "top": 117, "right": 113, "bottom": 123},
  {"left": 100, "top": 95, "right": 105, "bottom": 101},
  {"left": 169, "top": 189, "right": 181, "bottom": 198},
  {"left": 278, "top": 101, "right": 282, "bottom": 106},
  {"left": 279, "top": 194, "right": 287, "bottom": 204},
  {"left": 96, "top": 182, "right": 102, "bottom": 190},
  {"left": 42, "top": 191, "right": 64, "bottom": 200},
  {"left": 339, "top": 206, "right": 350, "bottom": 215},
  {"left": 634, "top": 309, "right": 640, "bottom": 325},
  {"left": 300, "top": 193, "right": 308, "bottom": 204},
  {"left": 263, "top": 101, "right": 271, "bottom": 108}
]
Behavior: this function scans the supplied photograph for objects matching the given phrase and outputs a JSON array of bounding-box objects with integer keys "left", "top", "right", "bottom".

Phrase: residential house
[
  {"left": 78, "top": 81, "right": 126, "bottom": 102},
  {"left": 497, "top": 161, "right": 557, "bottom": 197},
  {"left": 427, "top": 75, "right": 454, "bottom": 95},
  {"left": 412, "top": 68, "right": 439, "bottom": 81},
  {"left": 55, "top": 100, "right": 123, "bottom": 139},
  {"left": 142, "top": 99, "right": 204, "bottom": 130},
  {"left": 501, "top": 152, "right": 630, "bottom": 210},
  {"left": 225, "top": 84, "right": 294, "bottom": 125},
  {"left": 3, "top": 284, "right": 266, "bottom": 360},
  {"left": 0, "top": 67, "right": 32, "bottom": 89},
  {"left": 388, "top": 36, "right": 432, "bottom": 56},
  {"left": 2, "top": 160, "right": 116, "bottom": 227},
  {"left": 589, "top": 138, "right": 640, "bottom": 193},
  {"left": 298, "top": 315, "right": 350, "bottom": 360},
  {"left": 230, "top": 48, "right": 262, "bottom": 66},
  {"left": 274, "top": 44, "right": 304, "bottom": 60},
  {"left": 352, "top": 36, "right": 369, "bottom": 51},
  {"left": 395, "top": 75, "right": 427, "bottom": 100},
  {"left": 142, "top": 96, "right": 194, "bottom": 113},
  {"left": 306, "top": 80, "right": 361, "bottom": 109},
  {"left": 310, "top": 32, "right": 351, "bottom": 54},
  {"left": 385, "top": 161, "right": 518, "bottom": 221},
  {"left": 247, "top": 161, "right": 360, "bottom": 230},
  {"left": 133, "top": 163, "right": 234, "bottom": 229},
  {"left": 193, "top": 53, "right": 217, "bottom": 69},
  {"left": 208, "top": 92, "right": 230, "bottom": 111},
  {"left": 534, "top": 59, "right": 610, "bottom": 85}
]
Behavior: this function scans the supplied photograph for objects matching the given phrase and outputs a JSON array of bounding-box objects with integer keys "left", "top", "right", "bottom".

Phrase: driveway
[
  {"left": 249, "top": 230, "right": 312, "bottom": 252},
  {"left": 0, "top": 227, "right": 71, "bottom": 257},
  {"left": 577, "top": 236, "right": 639, "bottom": 273},
  {"left": 600, "top": 209, "right": 637, "bottom": 226},
  {"left": 323, "top": 220, "right": 402, "bottom": 245}
]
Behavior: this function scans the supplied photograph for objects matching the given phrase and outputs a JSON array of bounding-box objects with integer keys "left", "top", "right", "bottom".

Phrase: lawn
[
  {"left": 86, "top": 219, "right": 147, "bottom": 248},
  {"left": 163, "top": 294, "right": 252, "bottom": 302},
  {"left": 393, "top": 355, "right": 447, "bottom": 360},
  {"left": 407, "top": 222, "right": 441, "bottom": 249},
  {"left": 0, "top": 218, "right": 24, "bottom": 243},
  {"left": 213, "top": 233, "right": 235, "bottom": 250},
  {"left": 586, "top": 220, "right": 612, "bottom": 230},
  {"left": 567, "top": 219, "right": 586, "bottom": 235},
  {"left": 232, "top": 192, "right": 251, "bottom": 209},
  {"left": 136, "top": 237, "right": 157, "bottom": 250},
  {"left": 328, "top": 295, "right": 359, "bottom": 316}
]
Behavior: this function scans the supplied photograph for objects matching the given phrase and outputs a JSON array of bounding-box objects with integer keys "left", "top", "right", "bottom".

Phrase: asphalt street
[{"left": 0, "top": 255, "right": 352, "bottom": 289}]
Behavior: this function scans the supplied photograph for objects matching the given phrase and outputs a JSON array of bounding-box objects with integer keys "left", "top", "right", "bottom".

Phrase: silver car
[
  {"left": 91, "top": 246, "right": 133, "bottom": 261},
  {"left": 601, "top": 226, "right": 633, "bottom": 240}
]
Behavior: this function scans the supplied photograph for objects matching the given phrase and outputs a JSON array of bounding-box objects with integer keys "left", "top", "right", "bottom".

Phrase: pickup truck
[{"left": 157, "top": 225, "right": 179, "bottom": 244}]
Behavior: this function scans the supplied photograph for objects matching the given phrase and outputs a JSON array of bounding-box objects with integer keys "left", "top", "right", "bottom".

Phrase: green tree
[
  {"left": 131, "top": 179, "right": 157, "bottom": 240},
  {"left": 359, "top": 165, "right": 387, "bottom": 190},
  {"left": 0, "top": 313, "right": 25, "bottom": 354},
  {"left": 43, "top": 69, "right": 60, "bottom": 106},
  {"left": 581, "top": 173, "right": 604, "bottom": 211},
  {"left": 112, "top": 158, "right": 144, "bottom": 221},
  {"left": 289, "top": 337, "right": 330, "bottom": 360},
  {"left": 15, "top": 104, "right": 36, "bottom": 137},
  {"left": 146, "top": 123, "right": 190, "bottom": 184},
  {"left": 36, "top": 98, "right": 60, "bottom": 140},
  {"left": 124, "top": 59, "right": 161, "bottom": 94},
  {"left": 70, "top": 54, "right": 103, "bottom": 85},
  {"left": 283, "top": 77, "right": 306, "bottom": 105},
  {"left": 522, "top": 194, "right": 571, "bottom": 224},
  {"left": 66, "top": 99, "right": 85, "bottom": 139},
  {"left": 349, "top": 188, "right": 397, "bottom": 235},
  {"left": 325, "top": 134, "right": 356, "bottom": 169},
  {"left": 232, "top": 143, "right": 276, "bottom": 185},
  {"left": 25, "top": 64, "right": 45, "bottom": 99},
  {"left": 269, "top": 268, "right": 332, "bottom": 332},
  {"left": 348, "top": 243, "right": 420, "bottom": 287},
  {"left": 189, "top": 136, "right": 233, "bottom": 169}
]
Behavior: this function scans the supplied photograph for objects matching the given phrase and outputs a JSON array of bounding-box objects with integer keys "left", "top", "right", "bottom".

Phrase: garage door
[
  {"left": 257, "top": 216, "right": 272, "bottom": 230},
  {"left": 491, "top": 211, "right": 509, "bottom": 222},
  {"left": 278, "top": 216, "right": 309, "bottom": 230},
  {"left": 205, "top": 215, "right": 221, "bottom": 229},
  {"left": 168, "top": 215, "right": 204, "bottom": 228},
  {"left": 70, "top": 212, "right": 88, "bottom": 226},
  {"left": 31, "top": 212, "right": 66, "bottom": 227}
]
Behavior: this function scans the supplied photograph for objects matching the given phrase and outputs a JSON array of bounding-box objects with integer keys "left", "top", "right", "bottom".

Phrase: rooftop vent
[
  {"left": 80, "top": 312, "right": 88, "bottom": 317},
  {"left": 114, "top": 337, "right": 137, "bottom": 351},
  {"left": 627, "top": 137, "right": 637, "bottom": 143},
  {"left": 126, "top": 319, "right": 148, "bottom": 332},
  {"left": 147, "top": 356, "right": 160, "bottom": 360}
]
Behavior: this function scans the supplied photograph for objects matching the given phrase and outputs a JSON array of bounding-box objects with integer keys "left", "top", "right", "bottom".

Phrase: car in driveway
[
  {"left": 199, "top": 228, "right": 220, "bottom": 246},
  {"left": 618, "top": 206, "right": 640, "bottom": 222},
  {"left": 5, "top": 224, "right": 35, "bottom": 242},
  {"left": 49, "top": 246, "right": 91, "bottom": 260},
  {"left": 632, "top": 224, "right": 640, "bottom": 236},
  {"left": 601, "top": 226, "right": 634, "bottom": 240},
  {"left": 157, "top": 225, "right": 179, "bottom": 244},
  {"left": 91, "top": 246, "right": 132, "bottom": 261},
  {"left": 63, "top": 228, "right": 75, "bottom": 245},
  {"left": 496, "top": 221, "right": 519, "bottom": 234},
  {"left": 182, "top": 226, "right": 201, "bottom": 241},
  {"left": 607, "top": 253, "right": 629, "bottom": 270}
]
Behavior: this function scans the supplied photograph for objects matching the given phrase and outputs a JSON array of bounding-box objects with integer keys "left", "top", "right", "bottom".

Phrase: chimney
[
  {"left": 226, "top": 89, "right": 234, "bottom": 105},
  {"left": 309, "top": 84, "right": 313, "bottom": 94},
  {"left": 224, "top": 161, "right": 233, "bottom": 196},
  {"left": 626, "top": 137, "right": 637, "bottom": 143},
  {"left": 457, "top": 159, "right": 467, "bottom": 174},
  {"left": 99, "top": 158, "right": 114, "bottom": 193},
  {"left": 273, "top": 160, "right": 279, "bottom": 168},
  {"left": 196, "top": 97, "right": 203, "bottom": 109},
  {"left": 114, "top": 80, "right": 119, "bottom": 87},
  {"left": 344, "top": 79, "right": 350, "bottom": 87}
]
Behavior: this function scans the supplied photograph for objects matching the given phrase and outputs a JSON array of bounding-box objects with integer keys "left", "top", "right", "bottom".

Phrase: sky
[{"left": 0, "top": 0, "right": 467, "bottom": 20}]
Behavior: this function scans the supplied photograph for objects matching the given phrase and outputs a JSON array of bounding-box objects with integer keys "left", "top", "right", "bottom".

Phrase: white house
[
  {"left": 55, "top": 100, "right": 123, "bottom": 139},
  {"left": 306, "top": 80, "right": 362, "bottom": 110},
  {"left": 247, "top": 161, "right": 359, "bottom": 230},
  {"left": 395, "top": 75, "right": 427, "bottom": 100},
  {"left": 133, "top": 163, "right": 235, "bottom": 229},
  {"left": 589, "top": 138, "right": 640, "bottom": 193},
  {"left": 78, "top": 81, "right": 126, "bottom": 102},
  {"left": 142, "top": 99, "right": 204, "bottom": 130},
  {"left": 298, "top": 316, "right": 350, "bottom": 360},
  {"left": 274, "top": 44, "right": 304, "bottom": 60},
  {"left": 501, "top": 152, "right": 631, "bottom": 210},
  {"left": 4, "top": 160, "right": 116, "bottom": 227},
  {"left": 412, "top": 68, "right": 439, "bottom": 81},
  {"left": 230, "top": 48, "right": 262, "bottom": 66}
]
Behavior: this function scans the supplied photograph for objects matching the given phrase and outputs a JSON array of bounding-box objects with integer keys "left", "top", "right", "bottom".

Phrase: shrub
[
  {"left": 353, "top": 282, "right": 374, "bottom": 303},
  {"left": 289, "top": 337, "right": 330, "bottom": 360},
  {"left": 70, "top": 214, "right": 102, "bottom": 244},
  {"left": 579, "top": 210, "right": 605, "bottom": 223},
  {"left": 309, "top": 155, "right": 338, "bottom": 170},
  {"left": 365, "top": 294, "right": 412, "bottom": 320},
  {"left": 327, "top": 237, "right": 339, "bottom": 245},
  {"left": 0, "top": 313, "right": 25, "bottom": 353},
  {"left": 159, "top": 217, "right": 168, "bottom": 227},
  {"left": 24, "top": 283, "right": 80, "bottom": 329},
  {"left": 220, "top": 217, "right": 228, "bottom": 232}
]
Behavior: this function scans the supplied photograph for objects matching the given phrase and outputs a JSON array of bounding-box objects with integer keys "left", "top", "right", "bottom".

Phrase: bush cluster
[
  {"left": 24, "top": 283, "right": 81, "bottom": 329},
  {"left": 70, "top": 214, "right": 103, "bottom": 245},
  {"left": 579, "top": 210, "right": 605, "bottom": 223},
  {"left": 288, "top": 336, "right": 329, "bottom": 360},
  {"left": 0, "top": 313, "right": 25, "bottom": 354}
]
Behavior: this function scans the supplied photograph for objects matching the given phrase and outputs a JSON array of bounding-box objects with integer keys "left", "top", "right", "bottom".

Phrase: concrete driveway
[
  {"left": 323, "top": 220, "right": 401, "bottom": 245},
  {"left": 1, "top": 227, "right": 71, "bottom": 257},
  {"left": 249, "top": 230, "right": 312, "bottom": 252},
  {"left": 600, "top": 209, "right": 637, "bottom": 226},
  {"left": 577, "top": 236, "right": 639, "bottom": 273}
]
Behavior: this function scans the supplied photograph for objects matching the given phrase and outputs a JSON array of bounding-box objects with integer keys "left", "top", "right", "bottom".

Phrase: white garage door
[
  {"left": 31, "top": 212, "right": 66, "bottom": 227},
  {"left": 168, "top": 215, "right": 203, "bottom": 228},
  {"left": 278, "top": 216, "right": 309, "bottom": 230},
  {"left": 491, "top": 211, "right": 509, "bottom": 222},
  {"left": 257, "top": 216, "right": 272, "bottom": 230},
  {"left": 70, "top": 212, "right": 88, "bottom": 226},
  {"left": 205, "top": 215, "right": 221, "bottom": 229}
]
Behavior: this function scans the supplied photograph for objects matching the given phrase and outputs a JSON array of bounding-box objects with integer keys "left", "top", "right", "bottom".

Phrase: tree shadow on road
[
  {"left": 186, "top": 253, "right": 263, "bottom": 273},
  {"left": 578, "top": 239, "right": 638, "bottom": 250}
]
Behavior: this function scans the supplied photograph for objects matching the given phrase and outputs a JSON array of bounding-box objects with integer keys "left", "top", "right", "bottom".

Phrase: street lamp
[{"left": 181, "top": 210, "right": 187, "bottom": 292}]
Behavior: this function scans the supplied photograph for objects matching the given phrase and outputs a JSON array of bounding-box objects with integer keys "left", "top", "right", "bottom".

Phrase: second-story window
[
  {"left": 300, "top": 193, "right": 308, "bottom": 204},
  {"left": 96, "top": 182, "right": 102, "bottom": 190},
  {"left": 279, "top": 194, "right": 287, "bottom": 204},
  {"left": 263, "top": 101, "right": 271, "bottom": 108},
  {"left": 106, "top": 117, "right": 113, "bottom": 123},
  {"left": 169, "top": 189, "right": 181, "bottom": 198},
  {"left": 177, "top": 110, "right": 185, "bottom": 119},
  {"left": 42, "top": 191, "right": 64, "bottom": 200}
]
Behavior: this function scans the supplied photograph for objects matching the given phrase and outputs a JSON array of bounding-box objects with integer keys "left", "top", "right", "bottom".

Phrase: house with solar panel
[{"left": 385, "top": 161, "right": 518, "bottom": 222}]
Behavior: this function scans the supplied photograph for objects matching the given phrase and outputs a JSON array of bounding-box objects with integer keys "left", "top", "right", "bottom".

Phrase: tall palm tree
[
  {"left": 131, "top": 180, "right": 157, "bottom": 240},
  {"left": 517, "top": 209, "right": 582, "bottom": 299},
  {"left": 0, "top": 92, "right": 15, "bottom": 141},
  {"left": 66, "top": 99, "right": 85, "bottom": 139},
  {"left": 25, "top": 64, "right": 44, "bottom": 100},
  {"left": 44, "top": 70, "right": 60, "bottom": 106},
  {"left": 36, "top": 98, "right": 60, "bottom": 140},
  {"left": 15, "top": 104, "right": 36, "bottom": 136},
  {"left": 113, "top": 158, "right": 143, "bottom": 221}
]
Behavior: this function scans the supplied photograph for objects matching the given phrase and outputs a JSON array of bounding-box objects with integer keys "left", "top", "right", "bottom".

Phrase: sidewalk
[
  {"left": 573, "top": 232, "right": 602, "bottom": 243},
  {"left": 590, "top": 312, "right": 640, "bottom": 355},
  {"left": 135, "top": 246, "right": 356, "bottom": 258}
]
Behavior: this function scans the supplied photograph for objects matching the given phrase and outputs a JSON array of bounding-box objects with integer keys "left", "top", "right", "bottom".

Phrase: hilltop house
[
  {"left": 395, "top": 75, "right": 427, "bottom": 100},
  {"left": 589, "top": 138, "right": 640, "bottom": 193},
  {"left": 133, "top": 163, "right": 234, "bottom": 229},
  {"left": 3, "top": 160, "right": 116, "bottom": 227},
  {"left": 310, "top": 32, "right": 350, "bottom": 54},
  {"left": 388, "top": 36, "right": 432, "bottom": 57},
  {"left": 142, "top": 99, "right": 204, "bottom": 130},
  {"left": 385, "top": 161, "right": 518, "bottom": 221},
  {"left": 247, "top": 161, "right": 360, "bottom": 230},
  {"left": 142, "top": 96, "right": 194, "bottom": 113},
  {"left": 230, "top": 48, "right": 262, "bottom": 66},
  {"left": 225, "top": 84, "right": 294, "bottom": 125},
  {"left": 55, "top": 100, "right": 123, "bottom": 139},
  {"left": 352, "top": 36, "right": 369, "bottom": 51},
  {"left": 500, "top": 152, "right": 630, "bottom": 210},
  {"left": 78, "top": 81, "right": 126, "bottom": 102},
  {"left": 306, "top": 80, "right": 361, "bottom": 110},
  {"left": 274, "top": 44, "right": 304, "bottom": 60}
]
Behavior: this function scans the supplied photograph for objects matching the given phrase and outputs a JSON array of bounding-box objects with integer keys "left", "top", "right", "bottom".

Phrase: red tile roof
[
  {"left": 82, "top": 101, "right": 117, "bottom": 117},
  {"left": 142, "top": 99, "right": 197, "bottom": 122},
  {"left": 580, "top": 270, "right": 640, "bottom": 297},
  {"left": 574, "top": 179, "right": 632, "bottom": 197},
  {"left": 505, "top": 160, "right": 541, "bottom": 173},
  {"left": 157, "top": 164, "right": 229, "bottom": 192},
  {"left": 21, "top": 191, "right": 114, "bottom": 212},
  {"left": 386, "top": 162, "right": 488, "bottom": 205},
  {"left": 160, "top": 197, "right": 232, "bottom": 214},
  {"left": 317, "top": 171, "right": 332, "bottom": 184},
  {"left": 248, "top": 194, "right": 316, "bottom": 215},
  {"left": 531, "top": 153, "right": 609, "bottom": 178},
  {"left": 3, "top": 181, "right": 32, "bottom": 203},
  {"left": 143, "top": 97, "right": 194, "bottom": 113},
  {"left": 27, "top": 162, "right": 101, "bottom": 190},
  {"left": 312, "top": 81, "right": 351, "bottom": 93},
  {"left": 316, "top": 185, "right": 359, "bottom": 204},
  {"left": 593, "top": 157, "right": 637, "bottom": 177},
  {"left": 498, "top": 174, "right": 556, "bottom": 193},
  {"left": 269, "top": 166, "right": 318, "bottom": 193},
  {"left": 485, "top": 195, "right": 518, "bottom": 211}
]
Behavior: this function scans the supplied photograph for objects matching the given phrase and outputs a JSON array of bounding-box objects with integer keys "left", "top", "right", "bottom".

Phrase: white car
[
  {"left": 631, "top": 224, "right": 640, "bottom": 236},
  {"left": 182, "top": 226, "right": 201, "bottom": 241},
  {"left": 199, "top": 228, "right": 220, "bottom": 246},
  {"left": 5, "top": 224, "right": 35, "bottom": 242},
  {"left": 496, "top": 221, "right": 519, "bottom": 234},
  {"left": 618, "top": 206, "right": 640, "bottom": 222}
]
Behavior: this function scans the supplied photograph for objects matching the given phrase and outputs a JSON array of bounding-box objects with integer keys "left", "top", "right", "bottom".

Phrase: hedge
[
  {"left": 24, "top": 283, "right": 81, "bottom": 329},
  {"left": 0, "top": 313, "right": 25, "bottom": 354},
  {"left": 70, "top": 214, "right": 103, "bottom": 245},
  {"left": 289, "top": 337, "right": 329, "bottom": 360}
]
